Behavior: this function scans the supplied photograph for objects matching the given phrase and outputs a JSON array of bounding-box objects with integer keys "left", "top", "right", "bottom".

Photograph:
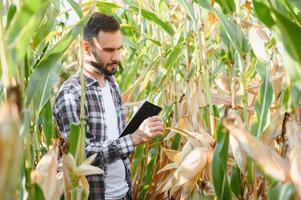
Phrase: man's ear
[{"left": 83, "top": 41, "right": 92, "bottom": 54}]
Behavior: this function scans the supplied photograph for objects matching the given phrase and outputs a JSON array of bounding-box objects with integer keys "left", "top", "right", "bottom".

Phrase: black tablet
[{"left": 119, "top": 101, "right": 162, "bottom": 138}]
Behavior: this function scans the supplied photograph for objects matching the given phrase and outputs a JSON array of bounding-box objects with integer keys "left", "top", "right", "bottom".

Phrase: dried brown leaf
[
  {"left": 215, "top": 74, "right": 230, "bottom": 94},
  {"left": 249, "top": 27, "right": 269, "bottom": 61},
  {"left": 286, "top": 117, "right": 301, "bottom": 149},
  {"left": 162, "top": 148, "right": 181, "bottom": 162},
  {"left": 31, "top": 145, "right": 59, "bottom": 200},
  {"left": 223, "top": 115, "right": 290, "bottom": 182},
  {"left": 62, "top": 152, "right": 103, "bottom": 200},
  {"left": 186, "top": 80, "right": 205, "bottom": 129},
  {"left": 260, "top": 108, "right": 285, "bottom": 144},
  {"left": 211, "top": 90, "right": 232, "bottom": 106},
  {"left": 289, "top": 147, "right": 301, "bottom": 198},
  {"left": 157, "top": 163, "right": 178, "bottom": 174},
  {"left": 245, "top": 82, "right": 260, "bottom": 95},
  {"left": 166, "top": 127, "right": 213, "bottom": 148},
  {"left": 271, "top": 63, "right": 285, "bottom": 100},
  {"left": 54, "top": 172, "right": 64, "bottom": 199},
  {"left": 229, "top": 135, "right": 246, "bottom": 172},
  {"left": 174, "top": 147, "right": 209, "bottom": 186}
]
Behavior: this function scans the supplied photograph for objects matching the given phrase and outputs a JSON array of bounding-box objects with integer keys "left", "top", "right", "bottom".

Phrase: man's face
[{"left": 89, "top": 30, "right": 122, "bottom": 76}]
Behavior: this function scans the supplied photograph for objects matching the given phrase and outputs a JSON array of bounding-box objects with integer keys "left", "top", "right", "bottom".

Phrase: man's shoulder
[
  {"left": 58, "top": 73, "right": 81, "bottom": 93},
  {"left": 53, "top": 73, "right": 82, "bottom": 104},
  {"left": 53, "top": 73, "right": 81, "bottom": 114}
]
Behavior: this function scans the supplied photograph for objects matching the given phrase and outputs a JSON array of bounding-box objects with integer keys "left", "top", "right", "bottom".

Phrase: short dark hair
[{"left": 83, "top": 12, "right": 120, "bottom": 44}]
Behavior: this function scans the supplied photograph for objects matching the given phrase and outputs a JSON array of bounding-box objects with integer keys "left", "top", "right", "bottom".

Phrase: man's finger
[
  {"left": 148, "top": 116, "right": 161, "bottom": 122},
  {"left": 152, "top": 131, "right": 164, "bottom": 137},
  {"left": 150, "top": 126, "right": 164, "bottom": 133},
  {"left": 149, "top": 121, "right": 163, "bottom": 127}
]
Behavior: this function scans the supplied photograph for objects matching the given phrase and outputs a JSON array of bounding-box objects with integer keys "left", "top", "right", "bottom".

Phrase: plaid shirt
[{"left": 53, "top": 71, "right": 134, "bottom": 200}]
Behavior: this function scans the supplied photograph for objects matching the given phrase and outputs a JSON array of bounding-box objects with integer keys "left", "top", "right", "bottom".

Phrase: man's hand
[{"left": 130, "top": 116, "right": 164, "bottom": 146}]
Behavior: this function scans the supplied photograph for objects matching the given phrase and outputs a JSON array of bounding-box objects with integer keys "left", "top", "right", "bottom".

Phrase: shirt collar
[{"left": 76, "top": 70, "right": 115, "bottom": 87}]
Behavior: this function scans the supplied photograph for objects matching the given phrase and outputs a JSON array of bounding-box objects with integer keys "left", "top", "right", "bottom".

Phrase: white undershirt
[{"left": 101, "top": 80, "right": 129, "bottom": 200}]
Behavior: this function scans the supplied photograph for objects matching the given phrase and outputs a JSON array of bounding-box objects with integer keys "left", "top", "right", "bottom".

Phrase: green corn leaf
[
  {"left": 153, "top": 42, "right": 183, "bottom": 88},
  {"left": 197, "top": 0, "right": 249, "bottom": 55},
  {"left": 268, "top": 182, "right": 295, "bottom": 200},
  {"left": 171, "top": 133, "right": 181, "bottom": 150},
  {"left": 71, "top": 187, "right": 88, "bottom": 200},
  {"left": 284, "top": 1, "right": 301, "bottom": 26},
  {"left": 5, "top": 4, "right": 16, "bottom": 30},
  {"left": 6, "top": 0, "right": 50, "bottom": 75},
  {"left": 41, "top": 100, "right": 53, "bottom": 147},
  {"left": 252, "top": 0, "right": 275, "bottom": 27},
  {"left": 178, "top": 0, "right": 196, "bottom": 22},
  {"left": 131, "top": 144, "right": 145, "bottom": 177},
  {"left": 7, "top": 0, "right": 46, "bottom": 43},
  {"left": 251, "top": 62, "right": 273, "bottom": 137},
  {"left": 20, "top": 110, "right": 32, "bottom": 136},
  {"left": 130, "top": 6, "right": 174, "bottom": 36},
  {"left": 273, "top": 7, "right": 301, "bottom": 56},
  {"left": 31, "top": 7, "right": 56, "bottom": 49},
  {"left": 28, "top": 183, "right": 45, "bottom": 200},
  {"left": 138, "top": 147, "right": 159, "bottom": 199},
  {"left": 246, "top": 158, "right": 254, "bottom": 185},
  {"left": 0, "top": 84, "right": 4, "bottom": 104},
  {"left": 162, "top": 103, "right": 175, "bottom": 125},
  {"left": 214, "top": 11, "right": 249, "bottom": 55},
  {"left": 67, "top": 0, "right": 83, "bottom": 18},
  {"left": 96, "top": 1, "right": 120, "bottom": 11},
  {"left": 164, "top": 42, "right": 183, "bottom": 70},
  {"left": 215, "top": 0, "right": 236, "bottom": 14},
  {"left": 212, "top": 124, "right": 232, "bottom": 200},
  {"left": 271, "top": 9, "right": 301, "bottom": 89},
  {"left": 290, "top": 0, "right": 301, "bottom": 13},
  {"left": 219, "top": 25, "right": 231, "bottom": 50},
  {"left": 31, "top": 63, "right": 60, "bottom": 114},
  {"left": 230, "top": 163, "right": 244, "bottom": 199},
  {"left": 77, "top": 125, "right": 87, "bottom": 165},
  {"left": 121, "top": 53, "right": 143, "bottom": 91},
  {"left": 25, "top": 12, "right": 92, "bottom": 113},
  {"left": 122, "top": 36, "right": 139, "bottom": 49},
  {"left": 69, "top": 124, "right": 81, "bottom": 159}
]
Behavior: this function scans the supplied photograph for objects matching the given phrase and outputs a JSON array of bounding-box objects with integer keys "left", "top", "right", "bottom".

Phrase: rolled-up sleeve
[{"left": 85, "top": 134, "right": 134, "bottom": 166}]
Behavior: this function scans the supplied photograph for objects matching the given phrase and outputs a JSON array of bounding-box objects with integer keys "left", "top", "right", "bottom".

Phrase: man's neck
[{"left": 83, "top": 62, "right": 106, "bottom": 87}]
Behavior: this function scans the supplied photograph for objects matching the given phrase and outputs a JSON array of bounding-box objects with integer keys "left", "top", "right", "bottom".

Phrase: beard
[
  {"left": 90, "top": 60, "right": 119, "bottom": 76},
  {"left": 90, "top": 49, "right": 119, "bottom": 76}
]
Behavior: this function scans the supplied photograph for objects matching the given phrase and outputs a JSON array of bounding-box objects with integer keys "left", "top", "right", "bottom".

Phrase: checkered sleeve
[
  {"left": 53, "top": 85, "right": 80, "bottom": 139},
  {"left": 85, "top": 134, "right": 134, "bottom": 166}
]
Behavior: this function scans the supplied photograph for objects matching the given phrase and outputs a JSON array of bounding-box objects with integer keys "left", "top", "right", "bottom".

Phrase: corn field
[{"left": 1, "top": 0, "right": 301, "bottom": 199}]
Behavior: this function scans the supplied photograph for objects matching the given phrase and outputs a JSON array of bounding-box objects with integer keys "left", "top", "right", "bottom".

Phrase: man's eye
[{"left": 104, "top": 49, "right": 115, "bottom": 52}]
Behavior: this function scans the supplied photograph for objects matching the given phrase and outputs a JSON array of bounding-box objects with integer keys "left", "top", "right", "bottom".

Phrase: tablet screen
[{"left": 119, "top": 101, "right": 162, "bottom": 138}]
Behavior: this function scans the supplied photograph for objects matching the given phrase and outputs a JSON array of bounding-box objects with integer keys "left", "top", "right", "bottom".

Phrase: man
[{"left": 53, "top": 13, "right": 164, "bottom": 200}]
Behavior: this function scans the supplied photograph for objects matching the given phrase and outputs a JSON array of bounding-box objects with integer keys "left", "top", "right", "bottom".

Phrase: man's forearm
[{"left": 85, "top": 135, "right": 134, "bottom": 166}]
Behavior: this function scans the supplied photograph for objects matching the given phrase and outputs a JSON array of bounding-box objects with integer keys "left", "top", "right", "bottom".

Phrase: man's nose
[{"left": 111, "top": 49, "right": 121, "bottom": 61}]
